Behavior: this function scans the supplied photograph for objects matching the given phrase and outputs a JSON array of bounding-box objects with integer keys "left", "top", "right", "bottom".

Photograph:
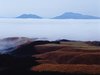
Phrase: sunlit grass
[
  {"left": 36, "top": 41, "right": 100, "bottom": 50},
  {"left": 32, "top": 64, "right": 100, "bottom": 74}
]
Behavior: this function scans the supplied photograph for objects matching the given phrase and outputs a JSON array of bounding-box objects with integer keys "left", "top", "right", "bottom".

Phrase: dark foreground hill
[{"left": 0, "top": 38, "right": 100, "bottom": 75}]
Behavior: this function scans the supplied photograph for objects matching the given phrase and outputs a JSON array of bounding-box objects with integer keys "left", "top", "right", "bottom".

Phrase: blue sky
[{"left": 0, "top": 0, "right": 99, "bottom": 18}]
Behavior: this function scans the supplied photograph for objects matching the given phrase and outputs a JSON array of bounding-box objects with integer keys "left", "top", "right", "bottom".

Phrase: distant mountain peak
[
  {"left": 16, "top": 14, "right": 42, "bottom": 19},
  {"left": 53, "top": 12, "right": 100, "bottom": 19}
]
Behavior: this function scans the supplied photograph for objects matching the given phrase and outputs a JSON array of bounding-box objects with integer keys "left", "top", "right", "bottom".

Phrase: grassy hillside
[
  {"left": 31, "top": 64, "right": 100, "bottom": 75},
  {"left": 31, "top": 41, "right": 100, "bottom": 74},
  {"left": 1, "top": 40, "right": 100, "bottom": 75}
]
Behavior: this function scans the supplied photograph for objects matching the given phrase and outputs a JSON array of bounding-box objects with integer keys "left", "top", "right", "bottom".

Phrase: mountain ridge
[
  {"left": 53, "top": 12, "right": 100, "bottom": 19},
  {"left": 16, "top": 14, "right": 42, "bottom": 19},
  {"left": 15, "top": 12, "right": 100, "bottom": 19}
]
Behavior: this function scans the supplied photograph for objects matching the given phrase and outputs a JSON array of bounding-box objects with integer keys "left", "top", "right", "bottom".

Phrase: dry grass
[
  {"left": 34, "top": 42, "right": 100, "bottom": 64},
  {"left": 31, "top": 64, "right": 100, "bottom": 74},
  {"left": 67, "top": 53, "right": 100, "bottom": 64},
  {"left": 32, "top": 41, "right": 100, "bottom": 74},
  {"left": 35, "top": 45, "right": 64, "bottom": 54},
  {"left": 35, "top": 42, "right": 100, "bottom": 53},
  {"left": 48, "top": 42, "right": 100, "bottom": 50},
  {"left": 34, "top": 51, "right": 83, "bottom": 64},
  {"left": 34, "top": 51, "right": 100, "bottom": 64},
  {"left": 60, "top": 42, "right": 100, "bottom": 50}
]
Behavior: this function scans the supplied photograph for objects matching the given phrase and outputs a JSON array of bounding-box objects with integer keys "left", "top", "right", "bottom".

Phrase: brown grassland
[
  {"left": 31, "top": 64, "right": 100, "bottom": 74},
  {"left": 1, "top": 41, "right": 100, "bottom": 75},
  {"left": 31, "top": 41, "right": 100, "bottom": 74}
]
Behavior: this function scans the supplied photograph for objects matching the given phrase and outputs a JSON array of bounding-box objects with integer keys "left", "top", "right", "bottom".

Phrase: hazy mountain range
[
  {"left": 53, "top": 12, "right": 100, "bottom": 19},
  {"left": 16, "top": 12, "right": 100, "bottom": 19},
  {"left": 16, "top": 14, "right": 42, "bottom": 19}
]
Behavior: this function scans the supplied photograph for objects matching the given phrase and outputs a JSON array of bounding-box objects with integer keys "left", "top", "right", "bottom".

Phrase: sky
[{"left": 0, "top": 0, "right": 100, "bottom": 18}]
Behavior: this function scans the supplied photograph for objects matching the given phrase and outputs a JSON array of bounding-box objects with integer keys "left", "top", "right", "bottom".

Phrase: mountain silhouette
[
  {"left": 53, "top": 12, "right": 100, "bottom": 19},
  {"left": 16, "top": 14, "right": 42, "bottom": 19}
]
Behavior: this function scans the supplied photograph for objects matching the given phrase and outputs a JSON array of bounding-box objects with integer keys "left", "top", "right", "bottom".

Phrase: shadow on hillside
[
  {"left": 0, "top": 41, "right": 53, "bottom": 75},
  {"left": 0, "top": 54, "right": 38, "bottom": 75},
  {"left": 1, "top": 70, "right": 99, "bottom": 75},
  {"left": 31, "top": 71, "right": 100, "bottom": 75},
  {"left": 0, "top": 40, "right": 60, "bottom": 75},
  {"left": 86, "top": 41, "right": 100, "bottom": 46}
]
